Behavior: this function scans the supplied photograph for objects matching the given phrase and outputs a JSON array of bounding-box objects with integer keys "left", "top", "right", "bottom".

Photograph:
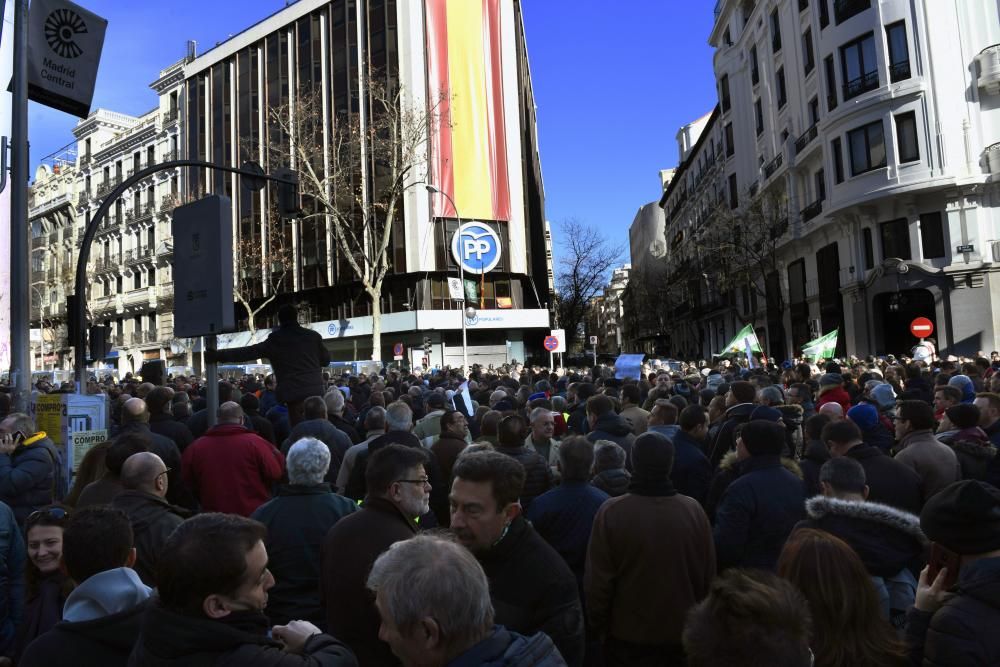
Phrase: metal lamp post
[{"left": 425, "top": 185, "right": 469, "bottom": 375}]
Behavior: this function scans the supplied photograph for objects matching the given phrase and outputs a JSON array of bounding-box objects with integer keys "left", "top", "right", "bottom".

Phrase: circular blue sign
[
  {"left": 451, "top": 222, "right": 502, "bottom": 275},
  {"left": 543, "top": 336, "right": 559, "bottom": 351}
]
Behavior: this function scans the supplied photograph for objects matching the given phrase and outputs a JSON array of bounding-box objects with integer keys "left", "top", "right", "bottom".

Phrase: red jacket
[
  {"left": 816, "top": 386, "right": 852, "bottom": 415},
  {"left": 181, "top": 423, "right": 284, "bottom": 516}
]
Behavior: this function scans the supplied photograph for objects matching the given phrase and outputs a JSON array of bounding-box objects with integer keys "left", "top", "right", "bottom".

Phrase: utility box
[
  {"left": 171, "top": 195, "right": 235, "bottom": 337},
  {"left": 31, "top": 393, "right": 108, "bottom": 482}
]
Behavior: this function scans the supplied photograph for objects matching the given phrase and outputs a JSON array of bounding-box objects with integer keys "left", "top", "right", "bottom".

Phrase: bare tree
[
  {"left": 262, "top": 76, "right": 443, "bottom": 360},
  {"left": 554, "top": 219, "right": 625, "bottom": 352},
  {"left": 233, "top": 212, "right": 294, "bottom": 336}
]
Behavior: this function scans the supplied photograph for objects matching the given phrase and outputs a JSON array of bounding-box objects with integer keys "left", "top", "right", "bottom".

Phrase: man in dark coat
[
  {"left": 111, "top": 453, "right": 188, "bottom": 587},
  {"left": 495, "top": 414, "right": 552, "bottom": 512},
  {"left": 116, "top": 399, "right": 192, "bottom": 511},
  {"left": 671, "top": 405, "right": 713, "bottom": 506},
  {"left": 706, "top": 381, "right": 757, "bottom": 469},
  {"left": 240, "top": 393, "right": 278, "bottom": 445},
  {"left": 0, "top": 413, "right": 65, "bottom": 524},
  {"left": 824, "top": 419, "right": 923, "bottom": 514},
  {"left": 21, "top": 507, "right": 152, "bottom": 667},
  {"left": 906, "top": 480, "right": 1000, "bottom": 666},
  {"left": 586, "top": 432, "right": 714, "bottom": 665},
  {"left": 209, "top": 304, "right": 331, "bottom": 427},
  {"left": 321, "top": 445, "right": 428, "bottom": 665},
  {"left": 713, "top": 420, "right": 806, "bottom": 571},
  {"left": 146, "top": 387, "right": 194, "bottom": 453},
  {"left": 451, "top": 451, "right": 585, "bottom": 666},
  {"left": 128, "top": 513, "right": 358, "bottom": 666},
  {"left": 584, "top": 395, "right": 635, "bottom": 470},
  {"left": 251, "top": 437, "right": 358, "bottom": 628},
  {"left": 281, "top": 396, "right": 352, "bottom": 482}
]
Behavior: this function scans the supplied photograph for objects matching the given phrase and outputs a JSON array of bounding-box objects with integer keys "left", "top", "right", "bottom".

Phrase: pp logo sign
[{"left": 450, "top": 222, "right": 501, "bottom": 275}]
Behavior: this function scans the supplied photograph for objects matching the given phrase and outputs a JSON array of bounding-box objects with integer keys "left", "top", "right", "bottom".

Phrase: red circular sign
[
  {"left": 910, "top": 317, "right": 934, "bottom": 338},
  {"left": 543, "top": 336, "right": 559, "bottom": 351}
]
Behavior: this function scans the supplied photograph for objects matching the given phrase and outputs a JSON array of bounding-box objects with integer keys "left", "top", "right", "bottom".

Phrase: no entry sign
[{"left": 910, "top": 317, "right": 934, "bottom": 338}]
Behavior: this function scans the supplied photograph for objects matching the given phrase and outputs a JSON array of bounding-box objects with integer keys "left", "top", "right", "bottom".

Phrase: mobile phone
[
  {"left": 10, "top": 431, "right": 26, "bottom": 447},
  {"left": 927, "top": 542, "right": 961, "bottom": 589}
]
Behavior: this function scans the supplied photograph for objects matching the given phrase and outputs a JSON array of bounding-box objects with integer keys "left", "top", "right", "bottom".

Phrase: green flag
[
  {"left": 721, "top": 324, "right": 762, "bottom": 356},
  {"left": 802, "top": 329, "right": 838, "bottom": 359}
]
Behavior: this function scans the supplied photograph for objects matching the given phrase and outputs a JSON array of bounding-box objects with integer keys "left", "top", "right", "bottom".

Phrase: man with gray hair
[
  {"left": 111, "top": 451, "right": 187, "bottom": 585},
  {"left": 325, "top": 389, "right": 361, "bottom": 444},
  {"left": 367, "top": 534, "right": 565, "bottom": 665},
  {"left": 526, "top": 407, "right": 561, "bottom": 471},
  {"left": 282, "top": 396, "right": 352, "bottom": 481},
  {"left": 252, "top": 437, "right": 358, "bottom": 628},
  {"left": 336, "top": 406, "right": 388, "bottom": 493},
  {"left": 181, "top": 401, "right": 285, "bottom": 516}
]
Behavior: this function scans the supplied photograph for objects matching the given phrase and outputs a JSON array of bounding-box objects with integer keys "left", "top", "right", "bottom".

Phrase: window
[
  {"left": 834, "top": 0, "right": 871, "bottom": 25},
  {"left": 771, "top": 9, "right": 782, "bottom": 52},
  {"left": 728, "top": 174, "right": 739, "bottom": 209},
  {"left": 819, "top": 0, "right": 830, "bottom": 28},
  {"left": 880, "top": 218, "right": 911, "bottom": 260},
  {"left": 832, "top": 138, "right": 845, "bottom": 183},
  {"left": 721, "top": 75, "right": 731, "bottom": 112},
  {"left": 815, "top": 168, "right": 826, "bottom": 201},
  {"left": 895, "top": 111, "right": 919, "bottom": 163},
  {"left": 841, "top": 32, "right": 878, "bottom": 99},
  {"left": 803, "top": 28, "right": 815, "bottom": 75},
  {"left": 755, "top": 99, "right": 764, "bottom": 136},
  {"left": 724, "top": 27, "right": 732, "bottom": 47},
  {"left": 886, "top": 21, "right": 911, "bottom": 82},
  {"left": 776, "top": 67, "right": 787, "bottom": 108},
  {"left": 919, "top": 212, "right": 945, "bottom": 259},
  {"left": 725, "top": 123, "right": 735, "bottom": 157},
  {"left": 825, "top": 56, "right": 838, "bottom": 110},
  {"left": 848, "top": 120, "right": 886, "bottom": 175},
  {"left": 862, "top": 228, "right": 874, "bottom": 269},
  {"left": 750, "top": 46, "right": 759, "bottom": 85},
  {"left": 147, "top": 146, "right": 155, "bottom": 165},
  {"left": 809, "top": 97, "right": 820, "bottom": 125}
]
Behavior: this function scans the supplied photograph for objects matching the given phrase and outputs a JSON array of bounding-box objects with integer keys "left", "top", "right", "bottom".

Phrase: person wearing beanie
[
  {"left": 815, "top": 373, "right": 851, "bottom": 415},
  {"left": 947, "top": 374, "right": 977, "bottom": 404},
  {"left": 585, "top": 431, "right": 715, "bottom": 665},
  {"left": 713, "top": 421, "right": 806, "bottom": 571},
  {"left": 894, "top": 400, "right": 961, "bottom": 500},
  {"left": 847, "top": 403, "right": 894, "bottom": 454},
  {"left": 906, "top": 481, "right": 1000, "bottom": 666},
  {"left": 938, "top": 403, "right": 996, "bottom": 482}
]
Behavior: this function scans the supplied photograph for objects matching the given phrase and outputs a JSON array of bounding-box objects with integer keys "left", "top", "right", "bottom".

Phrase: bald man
[
  {"left": 818, "top": 402, "right": 844, "bottom": 421},
  {"left": 111, "top": 452, "right": 187, "bottom": 586},
  {"left": 181, "top": 402, "right": 285, "bottom": 516},
  {"left": 115, "top": 398, "right": 191, "bottom": 510}
]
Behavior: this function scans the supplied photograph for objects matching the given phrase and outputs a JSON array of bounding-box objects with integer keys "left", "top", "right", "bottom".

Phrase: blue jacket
[
  {"left": 0, "top": 501, "right": 25, "bottom": 657},
  {"left": 447, "top": 626, "right": 566, "bottom": 666},
  {"left": 713, "top": 455, "right": 805, "bottom": 571},
  {"left": 0, "top": 435, "right": 64, "bottom": 525},
  {"left": 526, "top": 482, "right": 609, "bottom": 584},
  {"left": 670, "top": 430, "right": 712, "bottom": 507}
]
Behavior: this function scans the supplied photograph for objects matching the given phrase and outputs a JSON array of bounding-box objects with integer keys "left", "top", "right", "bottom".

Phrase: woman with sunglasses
[{"left": 12, "top": 506, "right": 74, "bottom": 663}]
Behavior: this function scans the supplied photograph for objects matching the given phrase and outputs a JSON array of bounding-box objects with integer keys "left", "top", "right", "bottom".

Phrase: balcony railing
[
  {"left": 95, "top": 176, "right": 121, "bottom": 197},
  {"left": 842, "top": 69, "right": 879, "bottom": 100},
  {"left": 889, "top": 60, "right": 911, "bottom": 83},
  {"left": 79, "top": 153, "right": 92, "bottom": 167},
  {"left": 31, "top": 270, "right": 45, "bottom": 284},
  {"left": 794, "top": 123, "right": 819, "bottom": 155},
  {"left": 834, "top": 0, "right": 870, "bottom": 25},
  {"left": 77, "top": 192, "right": 91, "bottom": 206},
  {"left": 160, "top": 194, "right": 178, "bottom": 212},
  {"left": 801, "top": 199, "right": 824, "bottom": 223},
  {"left": 763, "top": 152, "right": 784, "bottom": 180},
  {"left": 162, "top": 109, "right": 178, "bottom": 125}
]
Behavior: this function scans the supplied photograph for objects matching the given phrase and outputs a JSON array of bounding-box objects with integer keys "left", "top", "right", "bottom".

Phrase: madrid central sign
[{"left": 450, "top": 222, "right": 501, "bottom": 275}]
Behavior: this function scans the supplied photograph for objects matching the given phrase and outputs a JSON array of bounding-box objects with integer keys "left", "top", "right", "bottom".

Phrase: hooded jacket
[
  {"left": 705, "top": 451, "right": 803, "bottom": 522},
  {"left": 0, "top": 434, "right": 64, "bottom": 524},
  {"left": 126, "top": 600, "right": 358, "bottom": 667},
  {"left": 940, "top": 427, "right": 997, "bottom": 482},
  {"left": 446, "top": 626, "right": 566, "bottom": 667},
  {"left": 20, "top": 567, "right": 151, "bottom": 667},
  {"left": 591, "top": 469, "right": 630, "bottom": 498},
  {"left": 586, "top": 414, "right": 636, "bottom": 470},
  {"left": 706, "top": 403, "right": 755, "bottom": 469},
  {"left": 906, "top": 556, "right": 1000, "bottom": 667},
  {"left": 111, "top": 491, "right": 188, "bottom": 586},
  {"left": 816, "top": 385, "right": 852, "bottom": 414},
  {"left": 797, "top": 496, "right": 926, "bottom": 578}
]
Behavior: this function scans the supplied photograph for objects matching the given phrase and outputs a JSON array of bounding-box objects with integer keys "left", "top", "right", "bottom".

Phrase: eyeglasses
[
  {"left": 26, "top": 507, "right": 68, "bottom": 524},
  {"left": 395, "top": 478, "right": 431, "bottom": 487},
  {"left": 155, "top": 467, "right": 171, "bottom": 481}
]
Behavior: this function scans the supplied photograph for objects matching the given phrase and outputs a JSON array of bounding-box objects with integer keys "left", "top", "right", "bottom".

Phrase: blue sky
[{"left": 29, "top": 0, "right": 718, "bottom": 247}]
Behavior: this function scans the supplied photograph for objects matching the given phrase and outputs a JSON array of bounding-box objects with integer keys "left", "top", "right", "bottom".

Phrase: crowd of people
[{"left": 0, "top": 338, "right": 998, "bottom": 665}]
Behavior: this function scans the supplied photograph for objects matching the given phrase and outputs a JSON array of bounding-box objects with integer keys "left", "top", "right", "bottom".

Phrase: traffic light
[
  {"left": 88, "top": 325, "right": 111, "bottom": 361},
  {"left": 423, "top": 336, "right": 432, "bottom": 355},
  {"left": 273, "top": 167, "right": 301, "bottom": 217}
]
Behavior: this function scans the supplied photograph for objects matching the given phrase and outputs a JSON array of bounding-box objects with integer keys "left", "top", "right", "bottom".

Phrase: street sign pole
[{"left": 8, "top": 0, "right": 29, "bottom": 411}]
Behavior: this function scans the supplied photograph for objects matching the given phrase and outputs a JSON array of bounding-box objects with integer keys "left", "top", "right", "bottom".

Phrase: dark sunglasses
[{"left": 26, "top": 507, "right": 68, "bottom": 524}]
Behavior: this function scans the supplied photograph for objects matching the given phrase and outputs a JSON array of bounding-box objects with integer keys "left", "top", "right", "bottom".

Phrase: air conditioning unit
[{"left": 809, "top": 318, "right": 822, "bottom": 338}]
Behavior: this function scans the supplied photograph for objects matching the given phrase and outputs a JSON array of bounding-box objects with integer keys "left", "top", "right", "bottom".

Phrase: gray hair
[
  {"left": 529, "top": 407, "right": 552, "bottom": 423},
  {"left": 0, "top": 412, "right": 35, "bottom": 436},
  {"left": 758, "top": 386, "right": 785, "bottom": 406},
  {"left": 552, "top": 396, "right": 568, "bottom": 412},
  {"left": 324, "top": 389, "right": 346, "bottom": 415},
  {"left": 489, "top": 390, "right": 508, "bottom": 406},
  {"left": 367, "top": 534, "right": 493, "bottom": 653},
  {"left": 364, "top": 406, "right": 387, "bottom": 431},
  {"left": 286, "top": 437, "right": 331, "bottom": 486},
  {"left": 385, "top": 401, "right": 413, "bottom": 432}
]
